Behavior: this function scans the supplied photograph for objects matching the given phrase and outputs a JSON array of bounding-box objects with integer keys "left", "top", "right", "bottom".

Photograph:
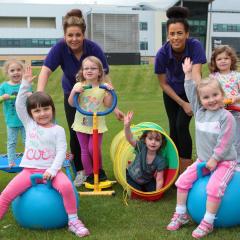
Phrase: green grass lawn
[{"left": 1, "top": 64, "right": 240, "bottom": 240}]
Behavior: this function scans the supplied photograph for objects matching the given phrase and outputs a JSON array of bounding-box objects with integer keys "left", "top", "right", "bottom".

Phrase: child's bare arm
[
  {"left": 103, "top": 83, "right": 113, "bottom": 108},
  {"left": 155, "top": 170, "right": 164, "bottom": 190},
  {"left": 68, "top": 83, "right": 84, "bottom": 107},
  {"left": 124, "top": 111, "right": 136, "bottom": 147}
]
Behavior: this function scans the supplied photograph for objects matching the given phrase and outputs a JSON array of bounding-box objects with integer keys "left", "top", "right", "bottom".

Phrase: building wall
[
  {"left": 0, "top": 1, "right": 239, "bottom": 66},
  {"left": 208, "top": 0, "right": 240, "bottom": 59},
  {"left": 0, "top": 3, "right": 144, "bottom": 65},
  {"left": 0, "top": 3, "right": 88, "bottom": 65}
]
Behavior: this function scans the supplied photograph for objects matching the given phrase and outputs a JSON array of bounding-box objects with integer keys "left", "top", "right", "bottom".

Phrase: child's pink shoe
[
  {"left": 68, "top": 219, "right": 90, "bottom": 238},
  {"left": 192, "top": 220, "right": 213, "bottom": 239},
  {"left": 167, "top": 212, "right": 190, "bottom": 231}
]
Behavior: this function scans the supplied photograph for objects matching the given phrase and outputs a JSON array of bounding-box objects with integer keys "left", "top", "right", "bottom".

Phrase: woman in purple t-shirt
[
  {"left": 37, "top": 9, "right": 123, "bottom": 187},
  {"left": 154, "top": 6, "right": 206, "bottom": 173}
]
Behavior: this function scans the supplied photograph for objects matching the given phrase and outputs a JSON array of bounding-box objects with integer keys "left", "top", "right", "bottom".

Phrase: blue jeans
[
  {"left": 126, "top": 170, "right": 156, "bottom": 192},
  {"left": 7, "top": 126, "right": 25, "bottom": 165}
]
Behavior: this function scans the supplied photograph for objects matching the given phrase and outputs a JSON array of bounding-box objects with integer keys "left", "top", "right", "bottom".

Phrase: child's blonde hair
[
  {"left": 3, "top": 59, "right": 25, "bottom": 76},
  {"left": 76, "top": 56, "right": 105, "bottom": 83},
  {"left": 196, "top": 77, "right": 225, "bottom": 100},
  {"left": 209, "top": 45, "right": 238, "bottom": 73}
]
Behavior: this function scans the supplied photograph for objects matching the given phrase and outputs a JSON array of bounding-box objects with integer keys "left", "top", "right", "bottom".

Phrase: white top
[{"left": 16, "top": 80, "right": 67, "bottom": 176}]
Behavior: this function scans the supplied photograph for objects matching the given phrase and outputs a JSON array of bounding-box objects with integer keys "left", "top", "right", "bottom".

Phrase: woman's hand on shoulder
[{"left": 23, "top": 66, "right": 36, "bottom": 84}]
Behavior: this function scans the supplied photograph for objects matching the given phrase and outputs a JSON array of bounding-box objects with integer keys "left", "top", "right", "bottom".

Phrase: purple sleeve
[
  {"left": 154, "top": 48, "right": 167, "bottom": 74},
  {"left": 43, "top": 40, "right": 63, "bottom": 72},
  {"left": 191, "top": 40, "right": 207, "bottom": 65}
]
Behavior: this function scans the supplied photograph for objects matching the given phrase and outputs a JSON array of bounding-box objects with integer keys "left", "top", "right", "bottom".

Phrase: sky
[
  {"left": 0, "top": 0, "right": 229, "bottom": 10},
  {"left": 0, "top": 0, "right": 176, "bottom": 8}
]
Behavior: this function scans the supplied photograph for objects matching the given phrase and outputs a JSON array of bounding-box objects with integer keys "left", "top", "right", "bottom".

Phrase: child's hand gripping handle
[
  {"left": 73, "top": 84, "right": 117, "bottom": 116},
  {"left": 223, "top": 99, "right": 233, "bottom": 105},
  {"left": 224, "top": 98, "right": 240, "bottom": 112},
  {"left": 0, "top": 95, "right": 16, "bottom": 104},
  {"left": 197, "top": 162, "right": 211, "bottom": 179},
  {"left": 30, "top": 173, "right": 52, "bottom": 189}
]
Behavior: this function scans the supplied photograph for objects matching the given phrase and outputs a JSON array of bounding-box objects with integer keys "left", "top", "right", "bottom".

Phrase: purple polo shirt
[
  {"left": 154, "top": 38, "right": 206, "bottom": 95},
  {"left": 44, "top": 39, "right": 109, "bottom": 95}
]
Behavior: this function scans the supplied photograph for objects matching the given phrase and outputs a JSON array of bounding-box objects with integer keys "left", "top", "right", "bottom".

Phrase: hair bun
[
  {"left": 66, "top": 9, "right": 83, "bottom": 18},
  {"left": 166, "top": 6, "right": 189, "bottom": 19}
]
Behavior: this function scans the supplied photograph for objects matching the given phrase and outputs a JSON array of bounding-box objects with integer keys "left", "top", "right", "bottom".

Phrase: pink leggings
[
  {"left": 76, "top": 132, "right": 103, "bottom": 176},
  {"left": 176, "top": 159, "right": 236, "bottom": 202},
  {"left": 0, "top": 168, "right": 77, "bottom": 219}
]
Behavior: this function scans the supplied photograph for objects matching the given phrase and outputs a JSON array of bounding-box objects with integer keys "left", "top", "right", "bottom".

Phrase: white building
[
  {"left": 207, "top": 0, "right": 240, "bottom": 60},
  {"left": 0, "top": 0, "right": 238, "bottom": 65}
]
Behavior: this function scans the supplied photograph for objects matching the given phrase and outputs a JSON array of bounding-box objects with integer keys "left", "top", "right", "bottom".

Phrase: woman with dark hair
[
  {"left": 37, "top": 9, "right": 123, "bottom": 186},
  {"left": 154, "top": 6, "right": 207, "bottom": 173}
]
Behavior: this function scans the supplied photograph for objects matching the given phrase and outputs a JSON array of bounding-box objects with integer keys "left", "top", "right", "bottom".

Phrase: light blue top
[{"left": 0, "top": 81, "right": 32, "bottom": 127}]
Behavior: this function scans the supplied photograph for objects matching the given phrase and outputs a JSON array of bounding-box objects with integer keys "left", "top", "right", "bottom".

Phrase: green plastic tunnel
[{"left": 110, "top": 122, "right": 179, "bottom": 201}]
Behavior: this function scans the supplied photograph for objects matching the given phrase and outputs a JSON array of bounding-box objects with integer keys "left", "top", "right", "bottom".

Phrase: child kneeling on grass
[
  {"left": 167, "top": 58, "right": 237, "bottom": 238},
  {"left": 0, "top": 67, "right": 89, "bottom": 238},
  {"left": 124, "top": 111, "right": 167, "bottom": 192}
]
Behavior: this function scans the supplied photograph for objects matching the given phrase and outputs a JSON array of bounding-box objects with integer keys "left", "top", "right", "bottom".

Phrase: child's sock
[
  {"left": 175, "top": 204, "right": 187, "bottom": 215},
  {"left": 203, "top": 211, "right": 216, "bottom": 225},
  {"left": 68, "top": 214, "right": 78, "bottom": 222}
]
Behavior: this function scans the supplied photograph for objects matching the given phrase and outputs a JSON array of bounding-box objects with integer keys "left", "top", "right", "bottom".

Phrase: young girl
[
  {"left": 209, "top": 45, "right": 240, "bottom": 162},
  {"left": 68, "top": 56, "right": 113, "bottom": 184},
  {"left": 0, "top": 67, "right": 90, "bottom": 238},
  {"left": 0, "top": 59, "right": 31, "bottom": 167},
  {"left": 167, "top": 58, "right": 237, "bottom": 238},
  {"left": 124, "top": 111, "right": 167, "bottom": 192}
]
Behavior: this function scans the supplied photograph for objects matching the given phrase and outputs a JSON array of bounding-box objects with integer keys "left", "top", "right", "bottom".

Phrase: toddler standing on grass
[
  {"left": 68, "top": 56, "right": 114, "bottom": 185},
  {"left": 0, "top": 59, "right": 31, "bottom": 167},
  {"left": 167, "top": 58, "right": 237, "bottom": 238}
]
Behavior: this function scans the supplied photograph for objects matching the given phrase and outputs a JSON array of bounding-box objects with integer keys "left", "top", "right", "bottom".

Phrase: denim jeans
[
  {"left": 7, "top": 126, "right": 25, "bottom": 165},
  {"left": 126, "top": 170, "right": 156, "bottom": 192}
]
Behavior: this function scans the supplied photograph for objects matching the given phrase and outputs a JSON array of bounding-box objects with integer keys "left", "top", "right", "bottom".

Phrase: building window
[
  {"left": 30, "top": 17, "right": 56, "bottom": 29},
  {"left": 0, "top": 38, "right": 59, "bottom": 48},
  {"left": 87, "top": 13, "right": 139, "bottom": 53},
  {"left": 162, "top": 22, "right": 167, "bottom": 44},
  {"left": 213, "top": 23, "right": 240, "bottom": 32},
  {"left": 31, "top": 60, "right": 44, "bottom": 66},
  {"left": 140, "top": 41, "right": 148, "bottom": 50},
  {"left": 0, "top": 17, "right": 27, "bottom": 28},
  {"left": 140, "top": 22, "right": 148, "bottom": 31}
]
